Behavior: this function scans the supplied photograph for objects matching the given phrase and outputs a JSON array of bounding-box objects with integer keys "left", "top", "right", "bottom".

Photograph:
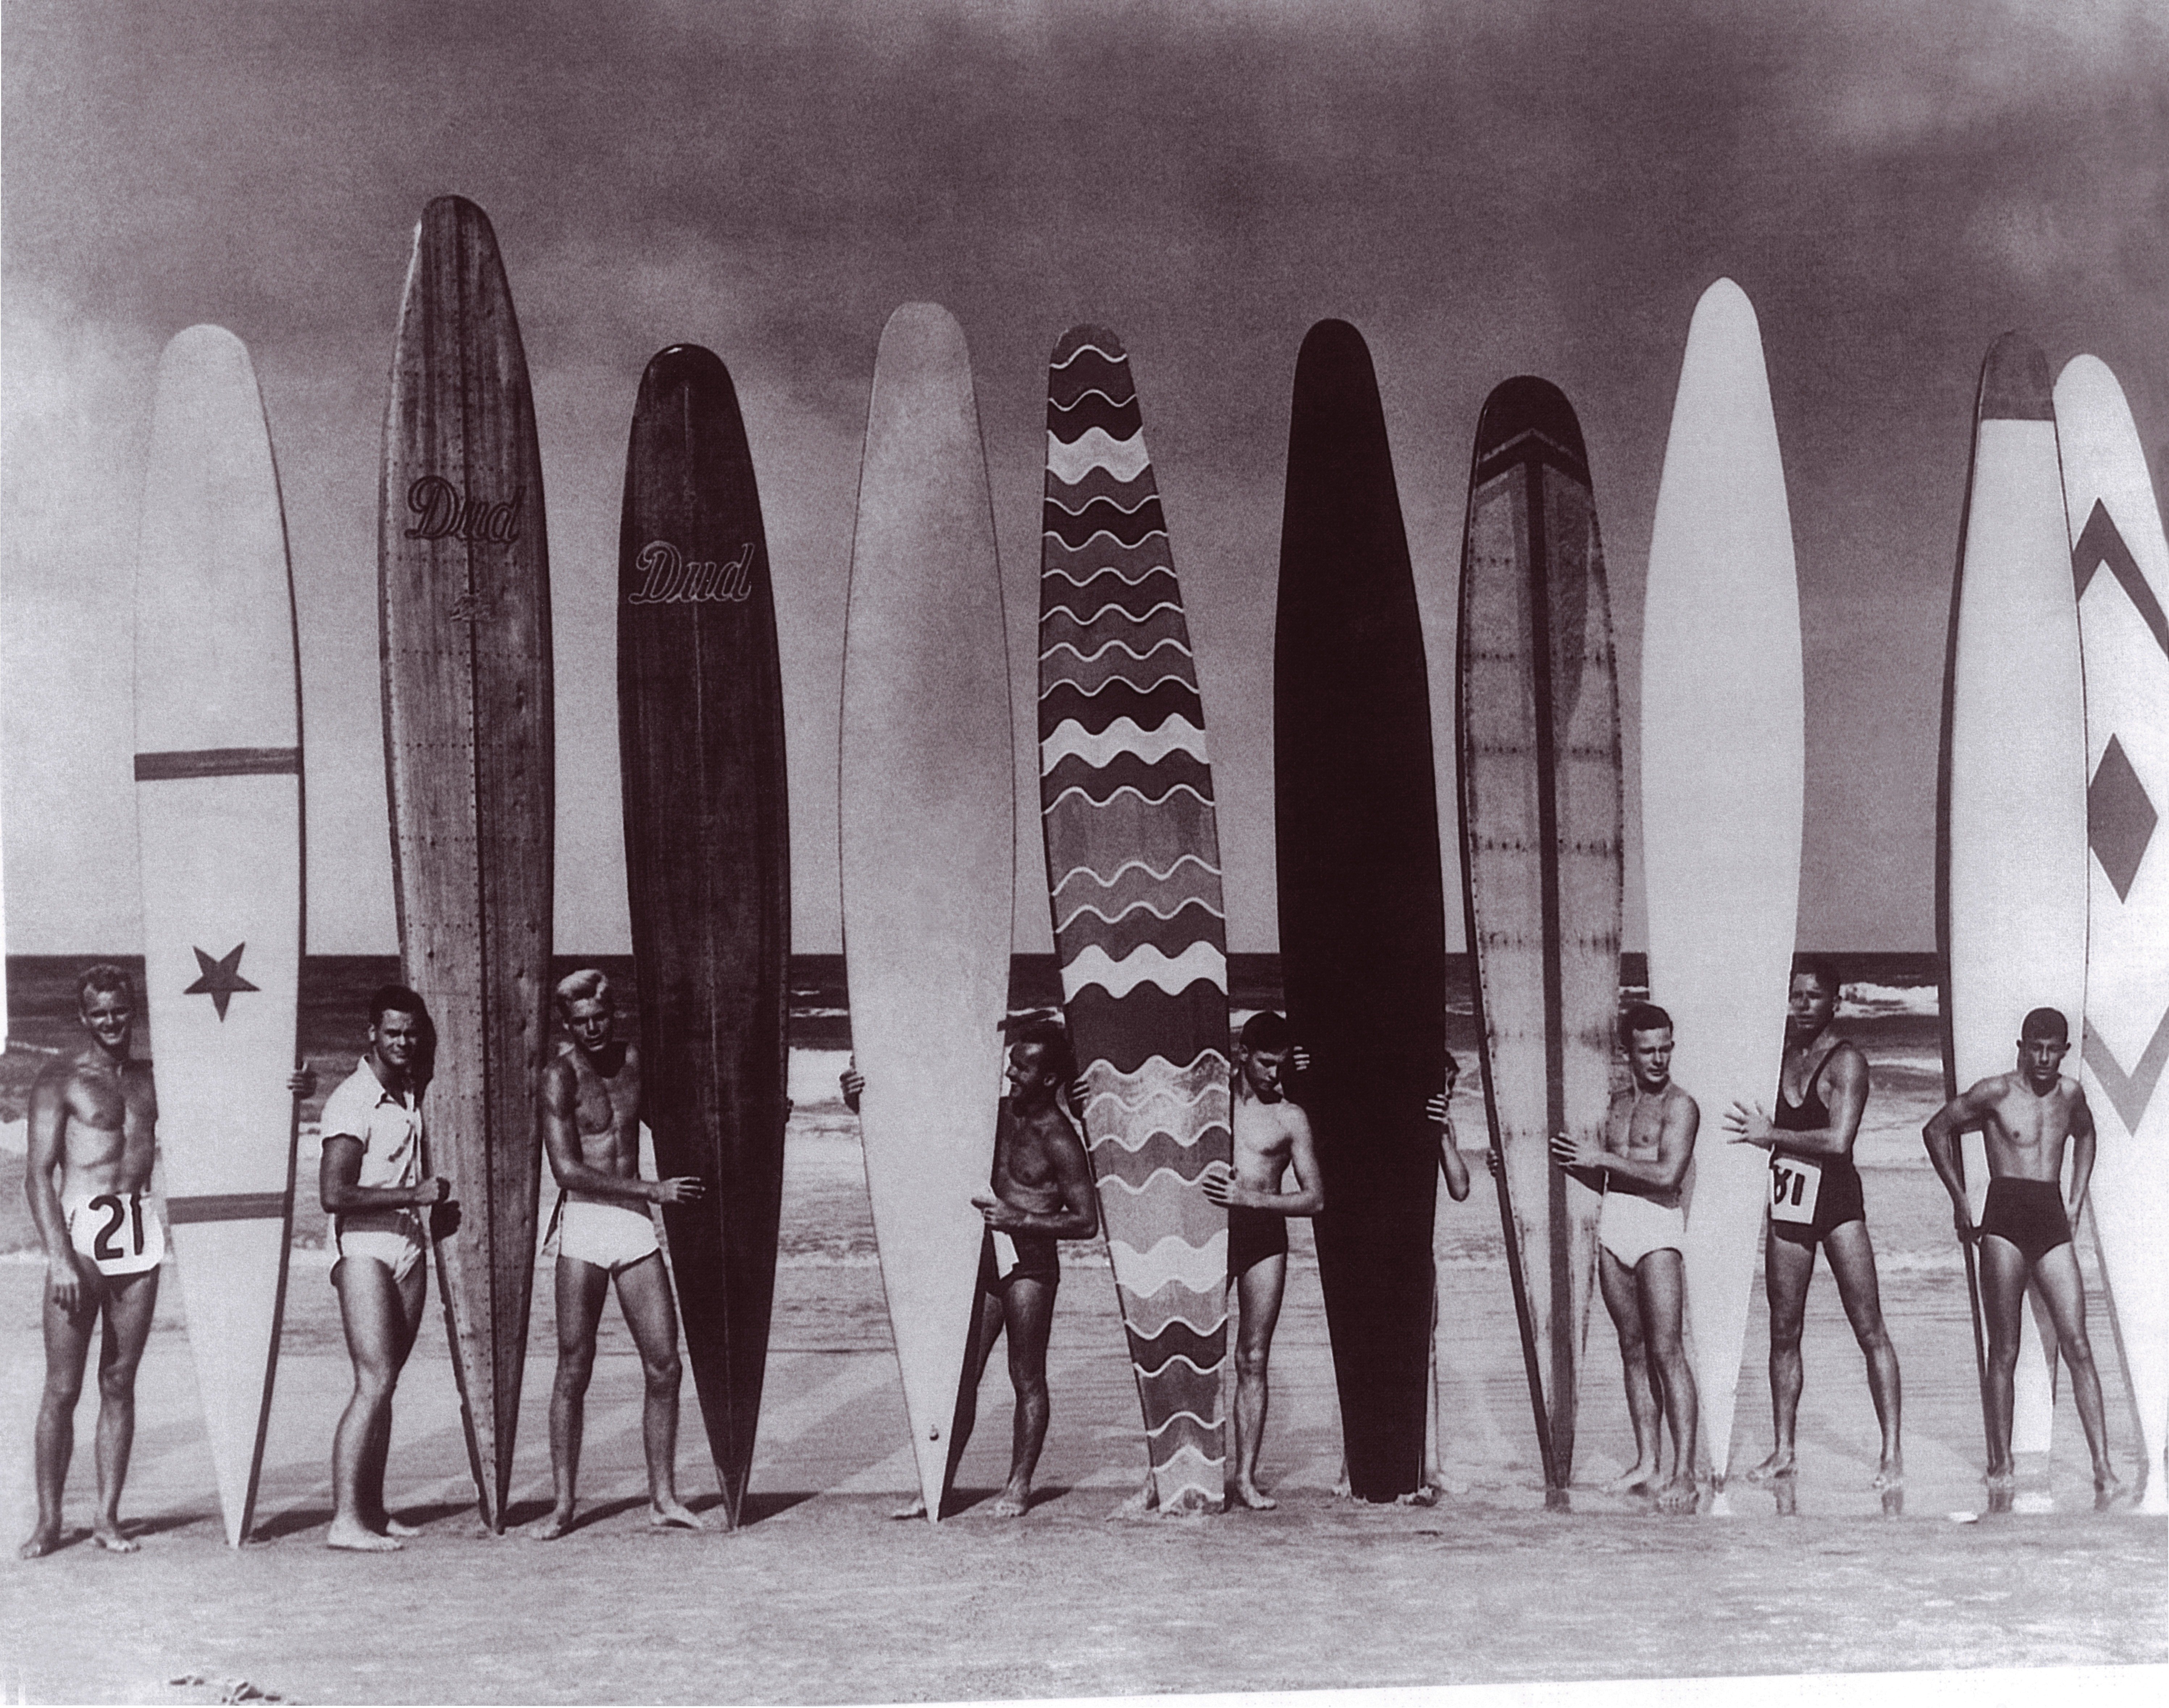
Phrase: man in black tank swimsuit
[{"left": 1723, "top": 957, "right": 1902, "bottom": 1492}]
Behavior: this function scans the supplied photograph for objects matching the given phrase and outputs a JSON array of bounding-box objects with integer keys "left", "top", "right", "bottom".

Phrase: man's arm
[
  {"left": 976, "top": 1114, "right": 1100, "bottom": 1239},
  {"left": 1922, "top": 1080, "right": 1994, "bottom": 1231},
  {"left": 1553, "top": 1092, "right": 1698, "bottom": 1194},
  {"left": 318, "top": 1134, "right": 446, "bottom": 1216},
  {"left": 1250, "top": 1108, "right": 1327, "bottom": 1216},
  {"left": 1428, "top": 1096, "right": 1472, "bottom": 1202},
  {"left": 25, "top": 1071, "right": 79, "bottom": 1312},
  {"left": 2064, "top": 1083, "right": 2097, "bottom": 1222},
  {"left": 1724, "top": 1045, "right": 1868, "bottom": 1160},
  {"left": 540, "top": 1059, "right": 696, "bottom": 1205}
]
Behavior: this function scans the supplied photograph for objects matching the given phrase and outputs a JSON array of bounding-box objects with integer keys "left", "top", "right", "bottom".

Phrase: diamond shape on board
[{"left": 2089, "top": 737, "right": 2156, "bottom": 903}]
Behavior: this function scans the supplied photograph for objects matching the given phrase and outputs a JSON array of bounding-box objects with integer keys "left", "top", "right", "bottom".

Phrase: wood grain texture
[
  {"left": 1274, "top": 319, "right": 1446, "bottom": 1502},
  {"left": 1455, "top": 376, "right": 1620, "bottom": 1492},
  {"left": 839, "top": 302, "right": 1014, "bottom": 1523},
  {"left": 133, "top": 324, "right": 302, "bottom": 1547},
  {"left": 379, "top": 195, "right": 552, "bottom": 1531},
  {"left": 618, "top": 344, "right": 790, "bottom": 1530}
]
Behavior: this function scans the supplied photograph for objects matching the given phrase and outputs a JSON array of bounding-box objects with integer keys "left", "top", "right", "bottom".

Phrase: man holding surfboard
[
  {"left": 1723, "top": 957, "right": 1904, "bottom": 1491},
  {"left": 21, "top": 965, "right": 311, "bottom": 1559},
  {"left": 1923, "top": 1008, "right": 2123, "bottom": 1503},
  {"left": 1553, "top": 1003, "right": 1700, "bottom": 1512},
  {"left": 843, "top": 1019, "right": 1099, "bottom": 1517},
  {"left": 532, "top": 969, "right": 708, "bottom": 1540}
]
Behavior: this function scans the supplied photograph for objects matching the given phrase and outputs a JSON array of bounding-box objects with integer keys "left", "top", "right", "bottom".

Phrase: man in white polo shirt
[{"left": 318, "top": 984, "right": 448, "bottom": 1552}]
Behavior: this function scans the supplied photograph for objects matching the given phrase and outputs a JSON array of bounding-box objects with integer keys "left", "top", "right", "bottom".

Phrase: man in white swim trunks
[
  {"left": 319, "top": 984, "right": 449, "bottom": 1552},
  {"left": 532, "top": 968, "right": 708, "bottom": 1540},
  {"left": 21, "top": 965, "right": 312, "bottom": 1558},
  {"left": 1552, "top": 1001, "right": 1700, "bottom": 1512}
]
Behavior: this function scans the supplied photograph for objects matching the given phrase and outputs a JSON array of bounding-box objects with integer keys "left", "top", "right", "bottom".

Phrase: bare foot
[
  {"left": 91, "top": 1522, "right": 140, "bottom": 1554},
  {"left": 1983, "top": 1468, "right": 2017, "bottom": 1494},
  {"left": 19, "top": 1524, "right": 63, "bottom": 1560},
  {"left": 1113, "top": 1479, "right": 1157, "bottom": 1518},
  {"left": 649, "top": 1498, "right": 708, "bottom": 1531},
  {"left": 1332, "top": 1459, "right": 1351, "bottom": 1498},
  {"left": 526, "top": 1508, "right": 577, "bottom": 1541},
  {"left": 1599, "top": 1462, "right": 1658, "bottom": 1496},
  {"left": 1393, "top": 1486, "right": 1439, "bottom": 1507},
  {"left": 989, "top": 1482, "right": 1032, "bottom": 1518},
  {"left": 1742, "top": 1451, "right": 1795, "bottom": 1487},
  {"left": 1655, "top": 1475, "right": 1698, "bottom": 1514},
  {"left": 1229, "top": 1479, "right": 1278, "bottom": 1511},
  {"left": 1871, "top": 1460, "right": 1905, "bottom": 1492},
  {"left": 326, "top": 1518, "right": 402, "bottom": 1552},
  {"left": 380, "top": 1515, "right": 422, "bottom": 1538},
  {"left": 890, "top": 1497, "right": 930, "bottom": 1521},
  {"left": 2094, "top": 1469, "right": 2127, "bottom": 1510}
]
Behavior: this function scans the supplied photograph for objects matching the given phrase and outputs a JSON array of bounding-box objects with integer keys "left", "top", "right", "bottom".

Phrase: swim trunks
[
  {"left": 63, "top": 1189, "right": 165, "bottom": 1278},
  {"left": 1978, "top": 1178, "right": 2072, "bottom": 1266},
  {"left": 978, "top": 1225, "right": 1060, "bottom": 1294},
  {"left": 1228, "top": 1205, "right": 1290, "bottom": 1277},
  {"left": 1768, "top": 1040, "right": 1867, "bottom": 1248},
  {"left": 1598, "top": 1189, "right": 1685, "bottom": 1269},
  {"left": 556, "top": 1195, "right": 661, "bottom": 1273},
  {"left": 334, "top": 1211, "right": 425, "bottom": 1285}
]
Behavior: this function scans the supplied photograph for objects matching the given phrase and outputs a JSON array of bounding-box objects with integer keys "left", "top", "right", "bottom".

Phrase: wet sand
[{"left": 6, "top": 1117, "right": 2164, "bottom": 1705}]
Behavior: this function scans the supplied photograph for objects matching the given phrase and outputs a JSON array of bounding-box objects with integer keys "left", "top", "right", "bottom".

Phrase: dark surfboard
[
  {"left": 1274, "top": 319, "right": 1447, "bottom": 1501},
  {"left": 379, "top": 195, "right": 552, "bottom": 1531},
  {"left": 617, "top": 345, "right": 790, "bottom": 1530}
]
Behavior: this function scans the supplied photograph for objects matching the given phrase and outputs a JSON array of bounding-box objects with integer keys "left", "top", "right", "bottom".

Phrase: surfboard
[
  {"left": 1455, "top": 376, "right": 1620, "bottom": 1493},
  {"left": 1642, "top": 278, "right": 1804, "bottom": 1488},
  {"left": 617, "top": 344, "right": 790, "bottom": 1529},
  {"left": 840, "top": 303, "right": 1015, "bottom": 1523},
  {"left": 1038, "top": 325, "right": 1232, "bottom": 1516},
  {"left": 1938, "top": 332, "right": 2080, "bottom": 1462},
  {"left": 1275, "top": 319, "right": 1447, "bottom": 1502},
  {"left": 133, "top": 325, "right": 303, "bottom": 1548},
  {"left": 379, "top": 195, "right": 553, "bottom": 1532},
  {"left": 2056, "top": 353, "right": 2169, "bottom": 1513}
]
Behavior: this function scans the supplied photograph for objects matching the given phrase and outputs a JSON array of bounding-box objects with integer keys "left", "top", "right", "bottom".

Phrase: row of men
[{"left": 20, "top": 955, "right": 2122, "bottom": 1554}]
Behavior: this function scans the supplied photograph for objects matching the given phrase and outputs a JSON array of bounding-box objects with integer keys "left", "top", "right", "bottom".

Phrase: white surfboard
[
  {"left": 1642, "top": 278, "right": 1804, "bottom": 1487},
  {"left": 1943, "top": 333, "right": 2081, "bottom": 1460},
  {"left": 133, "top": 325, "right": 303, "bottom": 1547},
  {"left": 839, "top": 303, "right": 1015, "bottom": 1522},
  {"left": 2057, "top": 353, "right": 2169, "bottom": 1513}
]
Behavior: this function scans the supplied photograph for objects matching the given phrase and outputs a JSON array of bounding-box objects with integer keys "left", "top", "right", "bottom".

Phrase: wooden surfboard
[
  {"left": 1455, "top": 376, "right": 1620, "bottom": 1494},
  {"left": 1038, "top": 325, "right": 1232, "bottom": 1516},
  {"left": 618, "top": 344, "right": 790, "bottom": 1529},
  {"left": 840, "top": 303, "right": 1014, "bottom": 1523},
  {"left": 2056, "top": 353, "right": 2169, "bottom": 1513},
  {"left": 1642, "top": 279, "right": 1804, "bottom": 1488},
  {"left": 1275, "top": 319, "right": 1447, "bottom": 1502},
  {"left": 133, "top": 324, "right": 303, "bottom": 1547},
  {"left": 379, "top": 195, "right": 553, "bottom": 1532},
  {"left": 1938, "top": 332, "right": 2080, "bottom": 1461}
]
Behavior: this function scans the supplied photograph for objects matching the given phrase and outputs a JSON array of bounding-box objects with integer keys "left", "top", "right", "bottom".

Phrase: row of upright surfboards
[{"left": 127, "top": 197, "right": 2164, "bottom": 1548}]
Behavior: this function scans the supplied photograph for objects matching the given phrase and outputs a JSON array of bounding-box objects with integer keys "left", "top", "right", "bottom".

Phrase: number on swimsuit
[{"left": 91, "top": 1193, "right": 125, "bottom": 1261}]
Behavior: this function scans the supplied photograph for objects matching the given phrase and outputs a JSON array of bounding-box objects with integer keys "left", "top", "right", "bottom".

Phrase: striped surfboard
[{"left": 1038, "top": 326, "right": 1232, "bottom": 1516}]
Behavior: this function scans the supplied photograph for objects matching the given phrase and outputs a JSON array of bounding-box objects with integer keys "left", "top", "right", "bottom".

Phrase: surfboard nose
[
  {"left": 1979, "top": 332, "right": 2055, "bottom": 421},
  {"left": 876, "top": 301, "right": 972, "bottom": 380}
]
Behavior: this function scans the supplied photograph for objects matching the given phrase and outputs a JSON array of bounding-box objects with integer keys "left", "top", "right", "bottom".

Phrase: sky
[{"left": 4, "top": 0, "right": 2166, "bottom": 957}]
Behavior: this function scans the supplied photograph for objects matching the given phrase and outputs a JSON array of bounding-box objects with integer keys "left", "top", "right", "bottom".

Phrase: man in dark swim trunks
[
  {"left": 1199, "top": 1011, "right": 1323, "bottom": 1510},
  {"left": 1723, "top": 956, "right": 1903, "bottom": 1490},
  {"left": 1924, "top": 1007, "right": 2122, "bottom": 1502},
  {"left": 844, "top": 1018, "right": 1098, "bottom": 1517}
]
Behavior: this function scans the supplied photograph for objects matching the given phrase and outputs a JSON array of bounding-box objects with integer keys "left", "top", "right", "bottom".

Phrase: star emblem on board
[{"left": 184, "top": 942, "right": 260, "bottom": 1021}]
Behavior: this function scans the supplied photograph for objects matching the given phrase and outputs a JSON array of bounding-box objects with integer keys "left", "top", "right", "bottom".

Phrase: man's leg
[
  {"left": 1823, "top": 1220, "right": 1903, "bottom": 1487},
  {"left": 2028, "top": 1240, "right": 2122, "bottom": 1499},
  {"left": 20, "top": 1274, "right": 97, "bottom": 1558},
  {"left": 362, "top": 1256, "right": 427, "bottom": 1533},
  {"left": 1976, "top": 1234, "right": 2028, "bottom": 1489},
  {"left": 1636, "top": 1250, "right": 1699, "bottom": 1511},
  {"left": 1596, "top": 1247, "right": 1661, "bottom": 1493},
  {"left": 991, "top": 1275, "right": 1057, "bottom": 1516},
  {"left": 534, "top": 1255, "right": 609, "bottom": 1539},
  {"left": 1231, "top": 1253, "right": 1286, "bottom": 1509},
  {"left": 88, "top": 1268, "right": 159, "bottom": 1551},
  {"left": 896, "top": 1289, "right": 1003, "bottom": 1518},
  {"left": 1747, "top": 1230, "right": 1815, "bottom": 1483},
  {"left": 612, "top": 1254, "right": 704, "bottom": 1529},
  {"left": 328, "top": 1256, "right": 413, "bottom": 1551}
]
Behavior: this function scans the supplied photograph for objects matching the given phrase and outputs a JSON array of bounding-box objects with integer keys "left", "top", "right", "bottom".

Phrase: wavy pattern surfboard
[
  {"left": 2055, "top": 353, "right": 2169, "bottom": 1513},
  {"left": 1455, "top": 377, "right": 1620, "bottom": 1493},
  {"left": 1038, "top": 326, "right": 1231, "bottom": 1516}
]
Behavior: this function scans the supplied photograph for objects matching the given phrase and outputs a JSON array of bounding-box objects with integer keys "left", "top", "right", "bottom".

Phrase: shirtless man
[
  {"left": 1724, "top": 956, "right": 1902, "bottom": 1490},
  {"left": 319, "top": 985, "right": 449, "bottom": 1552},
  {"left": 1553, "top": 1003, "right": 1700, "bottom": 1512},
  {"left": 844, "top": 1018, "right": 1099, "bottom": 1516},
  {"left": 530, "top": 969, "right": 706, "bottom": 1540},
  {"left": 20, "top": 966, "right": 311, "bottom": 1558},
  {"left": 1923, "top": 1007, "right": 2121, "bottom": 1502},
  {"left": 1198, "top": 1011, "right": 1324, "bottom": 1511}
]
